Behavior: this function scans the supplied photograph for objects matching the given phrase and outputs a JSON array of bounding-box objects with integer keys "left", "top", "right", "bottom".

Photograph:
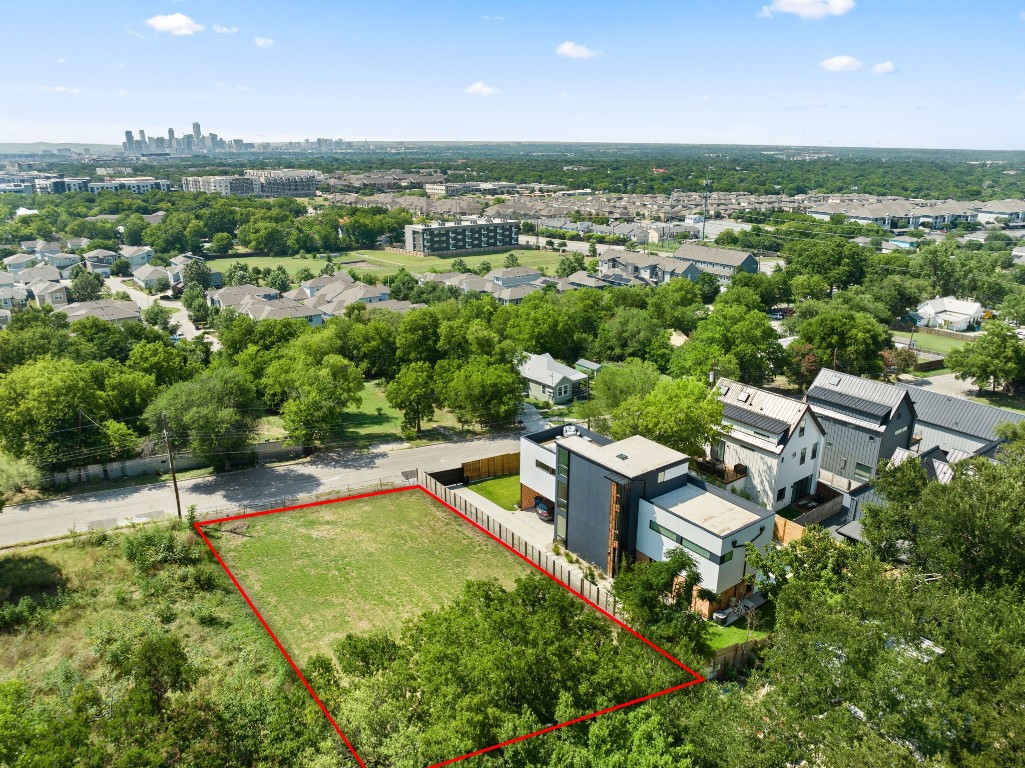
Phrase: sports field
[{"left": 208, "top": 489, "right": 531, "bottom": 661}]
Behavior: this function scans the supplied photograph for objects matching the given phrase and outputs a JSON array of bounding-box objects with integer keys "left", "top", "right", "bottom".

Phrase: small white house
[
  {"left": 518, "top": 352, "right": 588, "bottom": 405},
  {"left": 914, "top": 297, "right": 983, "bottom": 332}
]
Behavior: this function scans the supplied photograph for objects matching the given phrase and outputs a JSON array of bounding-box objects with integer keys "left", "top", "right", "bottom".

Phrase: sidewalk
[{"left": 450, "top": 484, "right": 613, "bottom": 590}]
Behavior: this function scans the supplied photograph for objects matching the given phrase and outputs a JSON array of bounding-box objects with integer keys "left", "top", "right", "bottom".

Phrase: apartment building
[{"left": 403, "top": 219, "right": 520, "bottom": 255}]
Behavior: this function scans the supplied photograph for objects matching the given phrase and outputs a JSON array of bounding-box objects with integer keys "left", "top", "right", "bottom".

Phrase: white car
[{"left": 1017, "top": 328, "right": 1025, "bottom": 340}]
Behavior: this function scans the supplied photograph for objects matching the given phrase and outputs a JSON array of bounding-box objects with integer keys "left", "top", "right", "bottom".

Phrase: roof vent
[
  {"left": 616, "top": 453, "right": 629, "bottom": 461},
  {"left": 738, "top": 391, "right": 750, "bottom": 403},
  {"left": 563, "top": 425, "right": 578, "bottom": 438},
  {"left": 830, "top": 375, "right": 842, "bottom": 386}
]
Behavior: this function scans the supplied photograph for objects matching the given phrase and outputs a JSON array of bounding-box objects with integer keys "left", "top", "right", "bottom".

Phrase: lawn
[
  {"left": 354, "top": 248, "right": 566, "bottom": 277},
  {"left": 204, "top": 253, "right": 352, "bottom": 277},
  {"left": 967, "top": 391, "right": 1025, "bottom": 414},
  {"left": 208, "top": 489, "right": 532, "bottom": 660},
  {"left": 892, "top": 330, "right": 971, "bottom": 356},
  {"left": 336, "top": 380, "right": 460, "bottom": 445},
  {"left": 468, "top": 474, "right": 521, "bottom": 510},
  {"left": 706, "top": 602, "right": 775, "bottom": 651}
]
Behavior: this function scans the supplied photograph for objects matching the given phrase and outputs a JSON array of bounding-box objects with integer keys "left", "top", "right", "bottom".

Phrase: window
[
  {"left": 799, "top": 423, "right": 806, "bottom": 438},
  {"left": 800, "top": 448, "right": 807, "bottom": 465},
  {"left": 648, "top": 520, "right": 729, "bottom": 563},
  {"left": 776, "top": 488, "right": 786, "bottom": 502},
  {"left": 811, "top": 442, "right": 818, "bottom": 460},
  {"left": 536, "top": 460, "right": 555, "bottom": 476},
  {"left": 854, "top": 462, "right": 873, "bottom": 483}
]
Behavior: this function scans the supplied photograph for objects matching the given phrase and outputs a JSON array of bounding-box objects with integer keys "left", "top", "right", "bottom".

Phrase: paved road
[
  {"left": 103, "top": 278, "right": 202, "bottom": 340},
  {"left": 0, "top": 435, "right": 526, "bottom": 548},
  {"left": 913, "top": 372, "right": 977, "bottom": 398}
]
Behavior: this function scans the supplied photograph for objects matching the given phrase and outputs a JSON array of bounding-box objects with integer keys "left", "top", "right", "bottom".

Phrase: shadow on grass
[{"left": 0, "top": 554, "right": 66, "bottom": 604}]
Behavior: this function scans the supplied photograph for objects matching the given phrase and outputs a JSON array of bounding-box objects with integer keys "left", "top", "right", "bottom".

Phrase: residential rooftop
[
  {"left": 650, "top": 482, "right": 762, "bottom": 538},
  {"left": 559, "top": 434, "right": 688, "bottom": 478}
]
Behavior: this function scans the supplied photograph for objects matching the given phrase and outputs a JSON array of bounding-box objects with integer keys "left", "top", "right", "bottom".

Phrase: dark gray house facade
[
  {"left": 894, "top": 383, "right": 1025, "bottom": 456},
  {"left": 805, "top": 369, "right": 915, "bottom": 489},
  {"left": 554, "top": 434, "right": 691, "bottom": 575}
]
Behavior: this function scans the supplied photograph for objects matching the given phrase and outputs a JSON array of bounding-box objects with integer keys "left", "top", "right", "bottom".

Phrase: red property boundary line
[{"left": 194, "top": 485, "right": 706, "bottom": 768}]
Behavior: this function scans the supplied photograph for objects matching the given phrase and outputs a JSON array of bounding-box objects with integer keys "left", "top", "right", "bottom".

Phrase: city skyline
[{"left": 2, "top": 0, "right": 1025, "bottom": 150}]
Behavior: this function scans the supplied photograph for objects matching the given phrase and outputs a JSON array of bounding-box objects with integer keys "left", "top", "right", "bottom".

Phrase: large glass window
[
  {"left": 536, "top": 460, "right": 555, "bottom": 476},
  {"left": 649, "top": 520, "right": 715, "bottom": 561},
  {"left": 854, "top": 462, "right": 873, "bottom": 482}
]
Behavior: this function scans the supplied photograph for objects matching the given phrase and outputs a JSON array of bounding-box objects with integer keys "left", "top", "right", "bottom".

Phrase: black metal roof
[
  {"left": 722, "top": 403, "right": 790, "bottom": 437},
  {"left": 807, "top": 385, "right": 892, "bottom": 420}
]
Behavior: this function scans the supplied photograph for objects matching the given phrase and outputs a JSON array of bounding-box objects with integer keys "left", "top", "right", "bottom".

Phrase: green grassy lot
[
  {"left": 354, "top": 248, "right": 565, "bottom": 277},
  {"left": 204, "top": 254, "right": 354, "bottom": 277},
  {"left": 209, "top": 490, "right": 532, "bottom": 660},
  {"left": 0, "top": 527, "right": 284, "bottom": 692},
  {"left": 468, "top": 474, "right": 521, "bottom": 510},
  {"left": 336, "top": 380, "right": 460, "bottom": 445},
  {"left": 706, "top": 602, "right": 774, "bottom": 651},
  {"left": 892, "top": 330, "right": 971, "bottom": 356}
]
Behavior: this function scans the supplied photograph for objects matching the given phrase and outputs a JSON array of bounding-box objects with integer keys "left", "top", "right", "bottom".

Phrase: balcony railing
[{"left": 694, "top": 457, "right": 748, "bottom": 485}]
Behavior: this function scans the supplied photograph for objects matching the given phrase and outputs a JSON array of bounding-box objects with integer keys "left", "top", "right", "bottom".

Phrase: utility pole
[{"left": 162, "top": 414, "right": 183, "bottom": 520}]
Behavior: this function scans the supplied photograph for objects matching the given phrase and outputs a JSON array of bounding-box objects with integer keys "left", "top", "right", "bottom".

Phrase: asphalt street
[{"left": 0, "top": 434, "right": 525, "bottom": 548}]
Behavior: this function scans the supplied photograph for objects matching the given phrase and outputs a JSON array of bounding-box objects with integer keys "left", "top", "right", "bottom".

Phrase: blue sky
[{"left": 2, "top": 0, "right": 1024, "bottom": 149}]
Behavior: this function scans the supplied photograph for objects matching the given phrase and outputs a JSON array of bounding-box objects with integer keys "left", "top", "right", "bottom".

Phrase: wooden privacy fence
[
  {"left": 462, "top": 452, "right": 519, "bottom": 482},
  {"left": 774, "top": 517, "right": 805, "bottom": 545},
  {"left": 417, "top": 469, "right": 621, "bottom": 619},
  {"left": 710, "top": 637, "right": 767, "bottom": 673}
]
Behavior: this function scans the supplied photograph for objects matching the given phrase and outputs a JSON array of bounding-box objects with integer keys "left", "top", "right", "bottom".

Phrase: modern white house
[
  {"left": 710, "top": 379, "right": 826, "bottom": 511},
  {"left": 518, "top": 352, "right": 588, "bottom": 404},
  {"left": 912, "top": 297, "right": 983, "bottom": 331},
  {"left": 636, "top": 482, "right": 773, "bottom": 599}
]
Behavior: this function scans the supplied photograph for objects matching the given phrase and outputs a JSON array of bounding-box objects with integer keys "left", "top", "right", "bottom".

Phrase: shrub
[{"left": 121, "top": 527, "right": 197, "bottom": 573}]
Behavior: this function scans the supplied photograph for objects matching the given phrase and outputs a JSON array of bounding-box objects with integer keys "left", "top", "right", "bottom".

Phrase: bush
[{"left": 121, "top": 527, "right": 197, "bottom": 573}]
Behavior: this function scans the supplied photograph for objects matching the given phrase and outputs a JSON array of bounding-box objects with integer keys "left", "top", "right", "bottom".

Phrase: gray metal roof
[
  {"left": 721, "top": 403, "right": 790, "bottom": 437},
  {"left": 807, "top": 369, "right": 908, "bottom": 421},
  {"left": 895, "top": 383, "right": 1025, "bottom": 441}
]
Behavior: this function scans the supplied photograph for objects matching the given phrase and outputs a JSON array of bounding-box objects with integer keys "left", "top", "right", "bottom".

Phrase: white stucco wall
[
  {"left": 519, "top": 437, "right": 557, "bottom": 501},
  {"left": 636, "top": 498, "right": 773, "bottom": 595}
]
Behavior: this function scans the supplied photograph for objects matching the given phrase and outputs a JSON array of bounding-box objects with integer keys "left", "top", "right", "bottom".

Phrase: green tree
[
  {"left": 144, "top": 367, "right": 261, "bottom": 471},
  {"left": 276, "top": 356, "right": 363, "bottom": 445},
  {"left": 946, "top": 321, "right": 1025, "bottom": 394},
  {"left": 396, "top": 308, "right": 441, "bottom": 365},
  {"left": 181, "top": 285, "right": 210, "bottom": 323},
  {"left": 209, "top": 232, "right": 233, "bottom": 254},
  {"left": 70, "top": 270, "right": 104, "bottom": 302},
  {"left": 141, "top": 302, "right": 178, "bottom": 334},
  {"left": 694, "top": 272, "right": 720, "bottom": 304},
  {"left": 443, "top": 357, "right": 522, "bottom": 427},
  {"left": 556, "top": 253, "right": 585, "bottom": 277},
  {"left": 181, "top": 259, "right": 212, "bottom": 290},
  {"left": 609, "top": 377, "right": 724, "bottom": 456},
  {"left": 670, "top": 302, "right": 783, "bottom": 386},
  {"left": 502, "top": 252, "right": 520, "bottom": 268},
  {"left": 223, "top": 261, "right": 255, "bottom": 286},
  {"left": 647, "top": 278, "right": 705, "bottom": 332},
  {"left": 797, "top": 306, "right": 890, "bottom": 375},
  {"left": 266, "top": 265, "right": 292, "bottom": 293},
  {"left": 386, "top": 362, "right": 436, "bottom": 432}
]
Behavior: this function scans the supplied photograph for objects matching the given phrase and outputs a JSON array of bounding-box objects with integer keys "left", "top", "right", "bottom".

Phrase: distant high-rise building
[
  {"left": 138, "top": 130, "right": 146, "bottom": 143},
  {"left": 168, "top": 128, "right": 175, "bottom": 142},
  {"left": 192, "top": 122, "right": 201, "bottom": 140},
  {"left": 124, "top": 130, "right": 135, "bottom": 154}
]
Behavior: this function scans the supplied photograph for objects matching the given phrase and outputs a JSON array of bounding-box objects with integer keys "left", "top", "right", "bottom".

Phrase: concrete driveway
[{"left": 103, "top": 277, "right": 202, "bottom": 340}]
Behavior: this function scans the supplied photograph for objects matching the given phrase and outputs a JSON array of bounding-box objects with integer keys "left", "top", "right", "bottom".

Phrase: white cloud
[
  {"left": 145, "top": 13, "right": 204, "bottom": 36},
  {"left": 872, "top": 60, "right": 896, "bottom": 75},
  {"left": 124, "top": 27, "right": 146, "bottom": 39},
  {"left": 482, "top": 15, "right": 505, "bottom": 21},
  {"left": 213, "top": 24, "right": 238, "bottom": 34},
  {"left": 760, "top": 0, "right": 855, "bottom": 19},
  {"left": 465, "top": 81, "right": 498, "bottom": 96},
  {"left": 254, "top": 36, "right": 275, "bottom": 48},
  {"left": 555, "top": 41, "right": 602, "bottom": 59},
  {"left": 818, "top": 54, "right": 862, "bottom": 71},
  {"left": 40, "top": 86, "right": 81, "bottom": 95}
]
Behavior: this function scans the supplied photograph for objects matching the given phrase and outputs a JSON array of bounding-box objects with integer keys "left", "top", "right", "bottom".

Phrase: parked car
[
  {"left": 534, "top": 497, "right": 554, "bottom": 522},
  {"left": 1016, "top": 328, "right": 1025, "bottom": 340}
]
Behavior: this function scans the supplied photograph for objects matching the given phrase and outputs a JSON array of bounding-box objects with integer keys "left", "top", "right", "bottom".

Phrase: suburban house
[
  {"left": 911, "top": 297, "right": 983, "bottom": 331},
  {"left": 0, "top": 309, "right": 10, "bottom": 329},
  {"left": 494, "top": 284, "right": 539, "bottom": 305},
  {"left": 82, "top": 248, "right": 119, "bottom": 266},
  {"left": 120, "top": 245, "right": 155, "bottom": 269},
  {"left": 0, "top": 287, "right": 29, "bottom": 310},
  {"left": 973, "top": 199, "right": 1025, "bottom": 224},
  {"left": 207, "top": 284, "right": 324, "bottom": 326},
  {"left": 27, "top": 280, "right": 70, "bottom": 308},
  {"left": 133, "top": 264, "right": 171, "bottom": 291},
  {"left": 672, "top": 242, "right": 758, "bottom": 275},
  {"left": 17, "top": 265, "right": 61, "bottom": 284},
  {"left": 2, "top": 253, "right": 40, "bottom": 275},
  {"left": 710, "top": 378, "right": 826, "bottom": 512},
  {"left": 58, "top": 300, "right": 141, "bottom": 325},
  {"left": 518, "top": 426, "right": 774, "bottom": 617},
  {"left": 44, "top": 252, "right": 81, "bottom": 272},
  {"left": 518, "top": 352, "right": 588, "bottom": 404},
  {"left": 805, "top": 368, "right": 915, "bottom": 489},
  {"left": 597, "top": 252, "right": 700, "bottom": 285},
  {"left": 486, "top": 266, "right": 543, "bottom": 288},
  {"left": 167, "top": 254, "right": 223, "bottom": 289},
  {"left": 894, "top": 383, "right": 1025, "bottom": 455},
  {"left": 0, "top": 272, "right": 13, "bottom": 288}
]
